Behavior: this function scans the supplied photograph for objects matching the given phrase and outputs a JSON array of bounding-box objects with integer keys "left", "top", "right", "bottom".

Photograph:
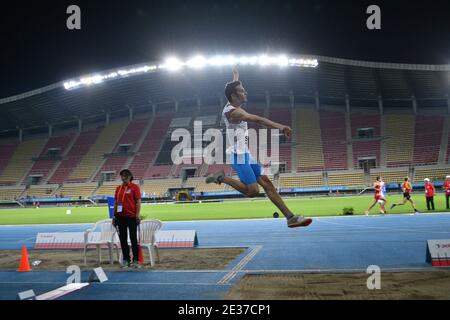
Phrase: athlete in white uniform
[{"left": 205, "top": 66, "right": 312, "bottom": 228}]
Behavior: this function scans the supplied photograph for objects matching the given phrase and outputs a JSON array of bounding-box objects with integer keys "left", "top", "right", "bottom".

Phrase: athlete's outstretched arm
[
  {"left": 228, "top": 108, "right": 292, "bottom": 138},
  {"left": 232, "top": 65, "right": 239, "bottom": 82}
]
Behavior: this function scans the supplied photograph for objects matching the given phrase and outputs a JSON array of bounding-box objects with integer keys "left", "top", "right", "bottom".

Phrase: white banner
[
  {"left": 426, "top": 239, "right": 450, "bottom": 266},
  {"left": 35, "top": 230, "right": 198, "bottom": 249}
]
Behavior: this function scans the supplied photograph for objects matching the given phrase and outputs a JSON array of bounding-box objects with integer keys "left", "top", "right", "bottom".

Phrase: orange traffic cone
[
  {"left": 18, "top": 246, "right": 31, "bottom": 272},
  {"left": 138, "top": 245, "right": 144, "bottom": 265}
]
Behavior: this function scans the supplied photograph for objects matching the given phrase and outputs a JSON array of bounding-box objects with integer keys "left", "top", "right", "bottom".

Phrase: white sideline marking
[{"left": 217, "top": 246, "right": 262, "bottom": 284}]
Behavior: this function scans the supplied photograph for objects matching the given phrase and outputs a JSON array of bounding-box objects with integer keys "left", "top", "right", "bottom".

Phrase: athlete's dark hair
[
  {"left": 404, "top": 177, "right": 409, "bottom": 181},
  {"left": 376, "top": 176, "right": 380, "bottom": 181},
  {"left": 120, "top": 169, "right": 133, "bottom": 182},
  {"left": 224, "top": 81, "right": 242, "bottom": 102}
]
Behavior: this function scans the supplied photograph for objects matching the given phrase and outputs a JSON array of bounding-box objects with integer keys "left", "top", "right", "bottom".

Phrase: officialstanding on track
[
  {"left": 443, "top": 175, "right": 450, "bottom": 209},
  {"left": 424, "top": 178, "right": 436, "bottom": 211},
  {"left": 113, "top": 169, "right": 142, "bottom": 269}
]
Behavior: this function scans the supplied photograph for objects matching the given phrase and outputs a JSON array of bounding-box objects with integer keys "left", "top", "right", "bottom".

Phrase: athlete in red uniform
[
  {"left": 365, "top": 176, "right": 387, "bottom": 216},
  {"left": 390, "top": 177, "right": 420, "bottom": 213},
  {"left": 424, "top": 178, "right": 436, "bottom": 211},
  {"left": 443, "top": 175, "right": 450, "bottom": 209}
]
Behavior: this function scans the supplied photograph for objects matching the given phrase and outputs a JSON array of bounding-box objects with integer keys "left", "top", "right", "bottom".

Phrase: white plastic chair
[
  {"left": 84, "top": 219, "right": 120, "bottom": 266},
  {"left": 139, "top": 220, "right": 162, "bottom": 266}
]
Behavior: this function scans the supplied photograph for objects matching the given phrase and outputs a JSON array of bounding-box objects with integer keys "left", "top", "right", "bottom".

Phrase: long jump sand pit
[
  {"left": 225, "top": 271, "right": 450, "bottom": 300},
  {"left": 0, "top": 247, "right": 245, "bottom": 271}
]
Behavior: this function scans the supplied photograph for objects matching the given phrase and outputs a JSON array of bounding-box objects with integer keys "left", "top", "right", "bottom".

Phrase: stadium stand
[
  {"left": 173, "top": 164, "right": 202, "bottom": 178},
  {"left": 0, "top": 138, "right": 47, "bottom": 185},
  {"left": 413, "top": 115, "right": 443, "bottom": 166},
  {"left": 268, "top": 105, "right": 292, "bottom": 172},
  {"left": 205, "top": 164, "right": 234, "bottom": 177},
  {"left": 446, "top": 126, "right": 450, "bottom": 164},
  {"left": 279, "top": 173, "right": 324, "bottom": 188},
  {"left": 58, "top": 182, "right": 98, "bottom": 198},
  {"left": 1, "top": 56, "right": 450, "bottom": 202},
  {"left": 94, "top": 118, "right": 149, "bottom": 181},
  {"left": 185, "top": 177, "right": 226, "bottom": 192},
  {"left": 385, "top": 114, "right": 415, "bottom": 167},
  {"left": 0, "top": 144, "right": 16, "bottom": 175},
  {"left": 94, "top": 182, "right": 122, "bottom": 197},
  {"left": 414, "top": 166, "right": 450, "bottom": 182},
  {"left": 327, "top": 170, "right": 365, "bottom": 187},
  {"left": 26, "top": 134, "right": 75, "bottom": 182},
  {"left": 170, "top": 117, "right": 192, "bottom": 128},
  {"left": 295, "top": 107, "right": 325, "bottom": 171},
  {"left": 351, "top": 112, "right": 381, "bottom": 167},
  {"left": 22, "top": 184, "right": 59, "bottom": 199},
  {"left": 141, "top": 178, "right": 181, "bottom": 197},
  {"left": 369, "top": 168, "right": 409, "bottom": 184},
  {"left": 48, "top": 128, "right": 102, "bottom": 184},
  {"left": 0, "top": 186, "right": 25, "bottom": 201},
  {"left": 194, "top": 115, "right": 218, "bottom": 127},
  {"left": 145, "top": 165, "right": 172, "bottom": 178},
  {"left": 68, "top": 120, "right": 128, "bottom": 182},
  {"left": 320, "top": 110, "right": 347, "bottom": 170},
  {"left": 129, "top": 111, "right": 174, "bottom": 180}
]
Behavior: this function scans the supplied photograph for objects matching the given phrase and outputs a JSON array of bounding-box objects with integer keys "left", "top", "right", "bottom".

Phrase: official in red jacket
[
  {"left": 443, "top": 175, "right": 450, "bottom": 209},
  {"left": 424, "top": 178, "right": 436, "bottom": 211},
  {"left": 113, "top": 169, "right": 142, "bottom": 268}
]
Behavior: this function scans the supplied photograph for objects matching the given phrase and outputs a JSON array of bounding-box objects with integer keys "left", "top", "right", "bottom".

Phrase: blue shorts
[{"left": 230, "top": 153, "right": 262, "bottom": 185}]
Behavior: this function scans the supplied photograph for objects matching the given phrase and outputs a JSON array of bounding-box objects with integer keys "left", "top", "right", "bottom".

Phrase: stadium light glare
[
  {"left": 276, "top": 55, "right": 289, "bottom": 67},
  {"left": 207, "top": 56, "right": 225, "bottom": 66},
  {"left": 258, "top": 55, "right": 271, "bottom": 66},
  {"left": 63, "top": 54, "right": 318, "bottom": 90},
  {"left": 186, "top": 55, "right": 207, "bottom": 69},
  {"left": 162, "top": 57, "right": 184, "bottom": 71}
]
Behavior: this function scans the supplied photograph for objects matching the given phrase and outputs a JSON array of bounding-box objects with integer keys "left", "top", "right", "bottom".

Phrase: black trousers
[
  {"left": 426, "top": 197, "right": 435, "bottom": 211},
  {"left": 116, "top": 215, "right": 139, "bottom": 262},
  {"left": 446, "top": 194, "right": 450, "bottom": 209}
]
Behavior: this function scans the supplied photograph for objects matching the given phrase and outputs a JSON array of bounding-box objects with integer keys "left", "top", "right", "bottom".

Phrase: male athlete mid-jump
[{"left": 205, "top": 66, "right": 312, "bottom": 228}]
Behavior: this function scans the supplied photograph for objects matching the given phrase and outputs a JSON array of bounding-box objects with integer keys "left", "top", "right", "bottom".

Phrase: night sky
[{"left": 1, "top": 0, "right": 450, "bottom": 98}]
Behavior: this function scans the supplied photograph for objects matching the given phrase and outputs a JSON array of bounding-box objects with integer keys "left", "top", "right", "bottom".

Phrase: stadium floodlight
[
  {"left": 207, "top": 55, "right": 225, "bottom": 66},
  {"left": 239, "top": 56, "right": 258, "bottom": 65},
  {"left": 161, "top": 57, "right": 184, "bottom": 71},
  {"left": 288, "top": 58, "right": 318, "bottom": 68},
  {"left": 258, "top": 55, "right": 271, "bottom": 66},
  {"left": 276, "top": 55, "right": 289, "bottom": 67},
  {"left": 63, "top": 54, "right": 319, "bottom": 90},
  {"left": 186, "top": 55, "right": 207, "bottom": 69}
]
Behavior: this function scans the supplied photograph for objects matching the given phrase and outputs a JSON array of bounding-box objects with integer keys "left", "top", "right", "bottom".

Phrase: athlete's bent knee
[{"left": 246, "top": 186, "right": 260, "bottom": 198}]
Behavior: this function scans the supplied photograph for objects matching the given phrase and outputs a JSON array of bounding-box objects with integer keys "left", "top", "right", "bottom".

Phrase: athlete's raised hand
[
  {"left": 232, "top": 65, "right": 239, "bottom": 82},
  {"left": 281, "top": 126, "right": 292, "bottom": 138}
]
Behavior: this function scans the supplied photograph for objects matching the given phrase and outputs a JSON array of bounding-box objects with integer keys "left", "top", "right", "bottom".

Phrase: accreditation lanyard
[{"left": 116, "top": 184, "right": 129, "bottom": 213}]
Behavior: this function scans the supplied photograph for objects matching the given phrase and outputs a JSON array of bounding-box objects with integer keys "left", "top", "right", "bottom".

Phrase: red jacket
[
  {"left": 425, "top": 182, "right": 435, "bottom": 198},
  {"left": 443, "top": 180, "right": 450, "bottom": 195},
  {"left": 115, "top": 182, "right": 141, "bottom": 217}
]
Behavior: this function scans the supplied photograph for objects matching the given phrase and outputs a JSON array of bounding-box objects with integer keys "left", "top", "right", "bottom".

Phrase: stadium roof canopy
[{"left": 1, "top": 55, "right": 449, "bottom": 133}]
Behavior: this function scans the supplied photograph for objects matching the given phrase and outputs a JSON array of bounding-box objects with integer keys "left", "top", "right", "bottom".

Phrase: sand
[
  {"left": 0, "top": 247, "right": 245, "bottom": 271},
  {"left": 225, "top": 271, "right": 450, "bottom": 300}
]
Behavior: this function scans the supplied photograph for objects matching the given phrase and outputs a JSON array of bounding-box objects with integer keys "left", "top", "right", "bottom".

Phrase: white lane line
[
  {"left": 1, "top": 212, "right": 450, "bottom": 227},
  {"left": 315, "top": 219, "right": 450, "bottom": 234}
]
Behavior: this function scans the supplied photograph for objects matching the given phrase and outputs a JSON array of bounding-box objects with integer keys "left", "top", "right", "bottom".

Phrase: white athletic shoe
[
  {"left": 365, "top": 211, "right": 369, "bottom": 216},
  {"left": 205, "top": 170, "right": 225, "bottom": 184},
  {"left": 287, "top": 215, "right": 312, "bottom": 228}
]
